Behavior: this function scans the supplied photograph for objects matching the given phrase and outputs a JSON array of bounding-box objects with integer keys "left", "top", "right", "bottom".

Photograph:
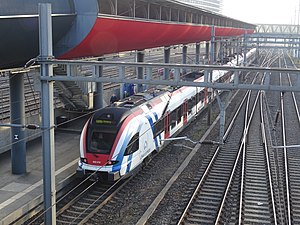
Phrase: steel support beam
[
  {"left": 205, "top": 42, "right": 210, "bottom": 64},
  {"left": 145, "top": 67, "right": 152, "bottom": 90},
  {"left": 220, "top": 39, "right": 224, "bottom": 63},
  {"left": 195, "top": 43, "right": 200, "bottom": 64},
  {"left": 9, "top": 72, "right": 26, "bottom": 174},
  {"left": 243, "top": 33, "right": 247, "bottom": 66},
  {"left": 94, "top": 59, "right": 103, "bottom": 109},
  {"left": 164, "top": 47, "right": 170, "bottom": 80},
  {"left": 182, "top": 45, "right": 187, "bottom": 75},
  {"left": 236, "top": 38, "right": 239, "bottom": 65},
  {"left": 210, "top": 26, "right": 215, "bottom": 64},
  {"left": 182, "top": 45, "right": 187, "bottom": 64},
  {"left": 216, "top": 92, "right": 225, "bottom": 144},
  {"left": 298, "top": 38, "right": 300, "bottom": 58},
  {"left": 207, "top": 69, "right": 213, "bottom": 125},
  {"left": 119, "top": 66, "right": 125, "bottom": 99},
  {"left": 37, "top": 59, "right": 300, "bottom": 92},
  {"left": 38, "top": 4, "right": 56, "bottom": 225},
  {"left": 137, "top": 51, "right": 144, "bottom": 93}
]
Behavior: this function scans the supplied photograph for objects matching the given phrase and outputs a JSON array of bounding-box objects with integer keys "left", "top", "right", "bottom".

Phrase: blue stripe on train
[
  {"left": 112, "top": 119, "right": 143, "bottom": 173},
  {"left": 126, "top": 154, "right": 133, "bottom": 173},
  {"left": 146, "top": 114, "right": 158, "bottom": 150},
  {"left": 153, "top": 112, "right": 161, "bottom": 148}
]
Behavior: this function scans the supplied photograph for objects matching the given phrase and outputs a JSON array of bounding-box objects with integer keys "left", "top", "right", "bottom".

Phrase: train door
[
  {"left": 183, "top": 100, "right": 188, "bottom": 124},
  {"left": 164, "top": 112, "right": 170, "bottom": 139}
]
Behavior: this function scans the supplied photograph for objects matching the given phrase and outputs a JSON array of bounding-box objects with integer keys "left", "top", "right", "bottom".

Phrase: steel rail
[
  {"left": 215, "top": 80, "right": 260, "bottom": 224},
  {"left": 177, "top": 66, "right": 264, "bottom": 224},
  {"left": 238, "top": 87, "right": 253, "bottom": 225},
  {"left": 238, "top": 50, "right": 280, "bottom": 225},
  {"left": 286, "top": 54, "right": 300, "bottom": 124},
  {"left": 279, "top": 58, "right": 292, "bottom": 225},
  {"left": 176, "top": 84, "right": 250, "bottom": 225},
  {"left": 261, "top": 91, "right": 278, "bottom": 225},
  {"left": 281, "top": 51, "right": 300, "bottom": 224},
  {"left": 216, "top": 50, "right": 276, "bottom": 224}
]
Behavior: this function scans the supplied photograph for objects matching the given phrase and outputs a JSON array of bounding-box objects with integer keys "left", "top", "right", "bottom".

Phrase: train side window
[
  {"left": 124, "top": 133, "right": 139, "bottom": 156},
  {"left": 198, "top": 91, "right": 205, "bottom": 102},
  {"left": 207, "top": 90, "right": 212, "bottom": 101},
  {"left": 176, "top": 105, "right": 182, "bottom": 123},
  {"left": 170, "top": 110, "right": 177, "bottom": 128},
  {"left": 188, "top": 96, "right": 196, "bottom": 112},
  {"left": 153, "top": 119, "right": 164, "bottom": 137}
]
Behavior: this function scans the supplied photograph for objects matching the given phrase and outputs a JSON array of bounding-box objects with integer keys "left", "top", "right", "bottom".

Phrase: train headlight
[
  {"left": 107, "top": 160, "right": 119, "bottom": 165},
  {"left": 80, "top": 157, "right": 88, "bottom": 163}
]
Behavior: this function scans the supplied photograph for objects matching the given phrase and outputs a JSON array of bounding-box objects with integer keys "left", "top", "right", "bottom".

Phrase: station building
[{"left": 178, "top": 0, "right": 223, "bottom": 14}]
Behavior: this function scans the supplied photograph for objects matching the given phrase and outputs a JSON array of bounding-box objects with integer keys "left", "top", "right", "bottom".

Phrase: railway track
[
  {"left": 176, "top": 50, "right": 285, "bottom": 224},
  {"left": 234, "top": 55, "right": 278, "bottom": 224},
  {"left": 55, "top": 180, "right": 126, "bottom": 224},
  {"left": 235, "top": 90, "right": 276, "bottom": 224},
  {"left": 177, "top": 75, "right": 261, "bottom": 224},
  {"left": 25, "top": 175, "right": 130, "bottom": 224},
  {"left": 23, "top": 49, "right": 300, "bottom": 225},
  {"left": 279, "top": 53, "right": 300, "bottom": 224}
]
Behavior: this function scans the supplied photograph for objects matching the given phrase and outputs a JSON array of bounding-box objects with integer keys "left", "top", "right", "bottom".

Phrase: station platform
[{"left": 0, "top": 118, "right": 86, "bottom": 225}]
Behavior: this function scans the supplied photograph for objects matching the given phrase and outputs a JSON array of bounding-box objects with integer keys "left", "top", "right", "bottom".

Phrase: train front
[{"left": 77, "top": 107, "right": 132, "bottom": 181}]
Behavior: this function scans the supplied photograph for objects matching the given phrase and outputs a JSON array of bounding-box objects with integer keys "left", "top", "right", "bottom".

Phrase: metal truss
[
  {"left": 243, "top": 32, "right": 300, "bottom": 50},
  {"left": 256, "top": 24, "right": 300, "bottom": 34},
  {"left": 38, "top": 59, "right": 300, "bottom": 92}
]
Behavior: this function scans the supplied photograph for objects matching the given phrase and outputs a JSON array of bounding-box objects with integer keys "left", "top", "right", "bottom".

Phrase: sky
[{"left": 223, "top": 0, "right": 300, "bottom": 24}]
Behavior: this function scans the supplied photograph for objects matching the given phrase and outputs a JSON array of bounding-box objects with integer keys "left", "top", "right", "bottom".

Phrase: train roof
[
  {"left": 90, "top": 87, "right": 169, "bottom": 128},
  {"left": 112, "top": 87, "right": 169, "bottom": 109}
]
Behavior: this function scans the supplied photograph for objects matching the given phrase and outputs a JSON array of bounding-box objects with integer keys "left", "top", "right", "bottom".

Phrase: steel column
[
  {"left": 215, "top": 39, "right": 219, "bottom": 61},
  {"left": 298, "top": 38, "right": 300, "bottom": 58},
  {"left": 39, "top": 4, "right": 56, "bottom": 225},
  {"left": 210, "top": 26, "right": 215, "bottom": 64},
  {"left": 133, "top": 0, "right": 136, "bottom": 18},
  {"left": 94, "top": 59, "right": 103, "bottom": 109},
  {"left": 182, "top": 45, "right": 187, "bottom": 64},
  {"left": 119, "top": 66, "right": 125, "bottom": 99},
  {"left": 195, "top": 43, "right": 200, "bottom": 64},
  {"left": 243, "top": 33, "right": 247, "bottom": 65},
  {"left": 216, "top": 92, "right": 225, "bottom": 144},
  {"left": 297, "top": 38, "right": 300, "bottom": 58},
  {"left": 182, "top": 45, "right": 187, "bottom": 75},
  {"left": 207, "top": 70, "right": 212, "bottom": 125},
  {"left": 145, "top": 67, "right": 152, "bottom": 90},
  {"left": 164, "top": 47, "right": 170, "bottom": 80},
  {"left": 137, "top": 51, "right": 144, "bottom": 93},
  {"left": 236, "top": 38, "right": 239, "bottom": 65},
  {"left": 205, "top": 42, "right": 210, "bottom": 64},
  {"left": 220, "top": 39, "right": 224, "bottom": 63},
  {"left": 9, "top": 72, "right": 26, "bottom": 174},
  {"left": 224, "top": 40, "right": 229, "bottom": 59}
]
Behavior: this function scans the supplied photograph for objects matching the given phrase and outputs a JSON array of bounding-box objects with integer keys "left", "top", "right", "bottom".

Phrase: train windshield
[{"left": 88, "top": 131, "right": 116, "bottom": 154}]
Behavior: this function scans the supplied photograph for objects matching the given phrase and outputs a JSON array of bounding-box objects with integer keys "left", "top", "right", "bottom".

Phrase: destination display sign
[{"left": 95, "top": 119, "right": 116, "bottom": 125}]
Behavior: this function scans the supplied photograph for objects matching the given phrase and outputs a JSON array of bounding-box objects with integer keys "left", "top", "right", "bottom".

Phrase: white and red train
[{"left": 77, "top": 49, "right": 256, "bottom": 181}]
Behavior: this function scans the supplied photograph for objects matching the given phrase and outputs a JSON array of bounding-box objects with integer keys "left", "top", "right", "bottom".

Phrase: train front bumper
[{"left": 76, "top": 165, "right": 121, "bottom": 182}]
